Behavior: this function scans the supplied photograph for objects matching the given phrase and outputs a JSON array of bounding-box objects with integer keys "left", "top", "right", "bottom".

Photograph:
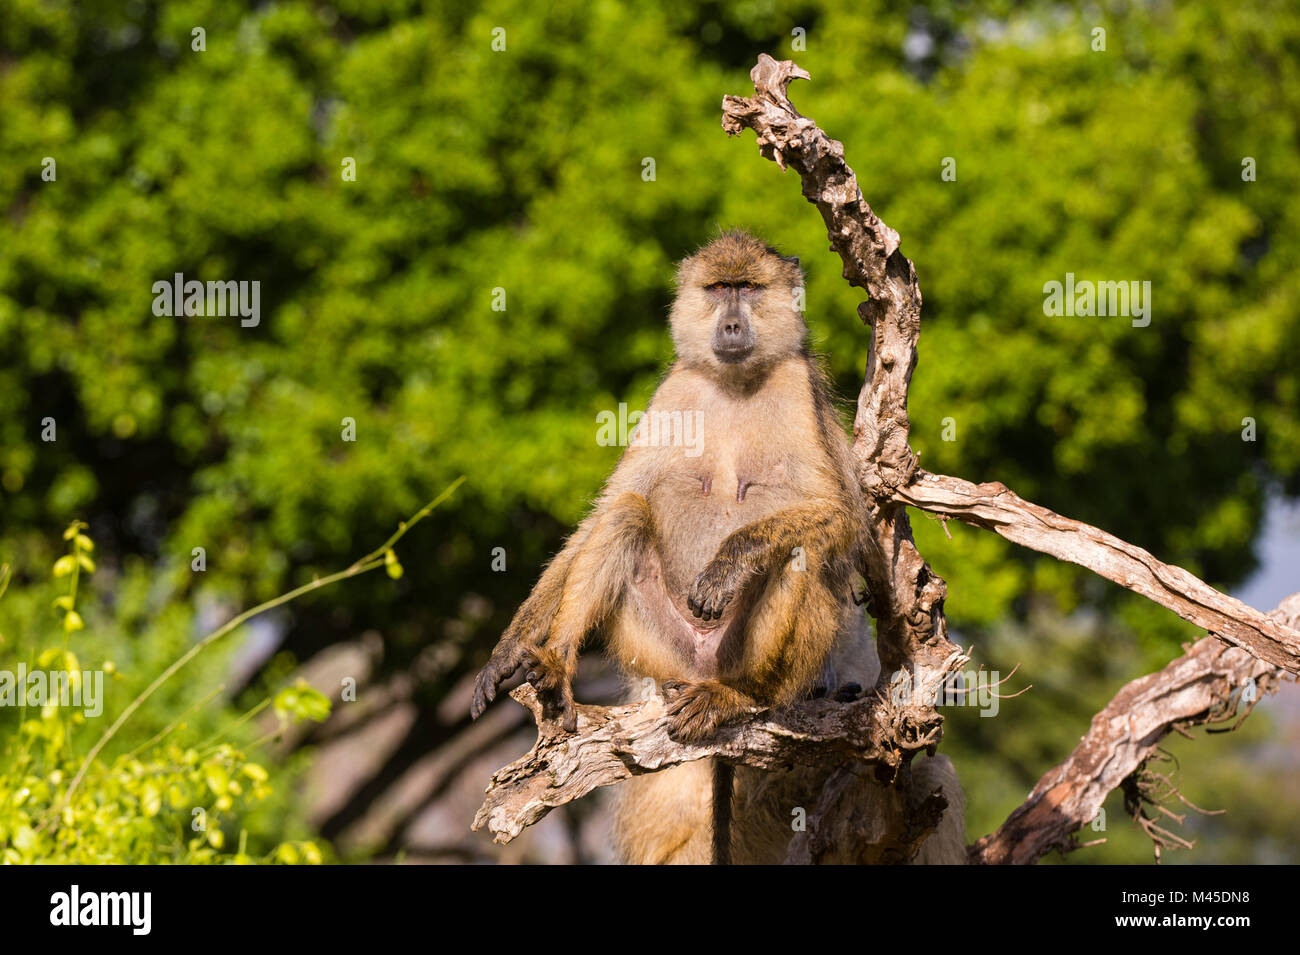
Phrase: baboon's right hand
[{"left": 470, "top": 642, "right": 526, "bottom": 719}]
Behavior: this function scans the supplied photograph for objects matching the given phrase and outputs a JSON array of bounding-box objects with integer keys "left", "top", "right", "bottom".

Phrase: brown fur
[{"left": 471, "top": 230, "right": 965, "bottom": 864}]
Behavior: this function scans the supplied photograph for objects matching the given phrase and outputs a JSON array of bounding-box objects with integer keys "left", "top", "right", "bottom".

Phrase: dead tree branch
[
  {"left": 897, "top": 471, "right": 1300, "bottom": 674},
  {"left": 472, "top": 663, "right": 964, "bottom": 845},
  {"left": 969, "top": 593, "right": 1299, "bottom": 864},
  {"left": 722, "top": 52, "right": 960, "bottom": 730}
]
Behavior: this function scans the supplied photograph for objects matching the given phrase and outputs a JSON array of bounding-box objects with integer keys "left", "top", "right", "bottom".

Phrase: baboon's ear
[{"left": 781, "top": 254, "right": 801, "bottom": 268}]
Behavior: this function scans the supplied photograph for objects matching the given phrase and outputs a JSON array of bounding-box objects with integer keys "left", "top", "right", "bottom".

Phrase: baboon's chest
[
  {"left": 617, "top": 361, "right": 838, "bottom": 681},
  {"left": 650, "top": 424, "right": 811, "bottom": 585},
  {"left": 639, "top": 360, "right": 828, "bottom": 587},
  {"left": 688, "top": 442, "right": 795, "bottom": 513}
]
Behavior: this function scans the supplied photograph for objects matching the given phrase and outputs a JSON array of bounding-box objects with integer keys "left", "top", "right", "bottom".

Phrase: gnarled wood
[
  {"left": 970, "top": 593, "right": 1299, "bottom": 864},
  {"left": 897, "top": 471, "right": 1300, "bottom": 674},
  {"left": 472, "top": 671, "right": 963, "bottom": 846}
]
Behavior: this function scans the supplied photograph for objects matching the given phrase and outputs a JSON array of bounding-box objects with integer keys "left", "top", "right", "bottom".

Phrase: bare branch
[
  {"left": 969, "top": 593, "right": 1299, "bottom": 865},
  {"left": 722, "top": 55, "right": 916, "bottom": 495},
  {"left": 897, "top": 471, "right": 1300, "bottom": 674},
  {"left": 472, "top": 665, "right": 966, "bottom": 846},
  {"left": 723, "top": 53, "right": 959, "bottom": 706}
]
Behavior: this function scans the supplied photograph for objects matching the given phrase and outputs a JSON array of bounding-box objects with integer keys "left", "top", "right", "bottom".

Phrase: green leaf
[
  {"left": 204, "top": 765, "right": 231, "bottom": 796},
  {"left": 141, "top": 784, "right": 162, "bottom": 818}
]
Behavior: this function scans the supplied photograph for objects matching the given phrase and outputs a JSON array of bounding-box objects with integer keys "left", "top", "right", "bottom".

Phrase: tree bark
[{"left": 970, "top": 593, "right": 1299, "bottom": 864}]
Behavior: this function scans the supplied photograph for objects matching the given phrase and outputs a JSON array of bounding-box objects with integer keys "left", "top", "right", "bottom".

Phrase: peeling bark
[{"left": 897, "top": 471, "right": 1300, "bottom": 674}]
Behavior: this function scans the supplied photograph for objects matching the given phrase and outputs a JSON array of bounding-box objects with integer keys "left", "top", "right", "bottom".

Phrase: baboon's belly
[
  {"left": 616, "top": 538, "right": 757, "bottom": 681},
  {"left": 611, "top": 461, "right": 802, "bottom": 681}
]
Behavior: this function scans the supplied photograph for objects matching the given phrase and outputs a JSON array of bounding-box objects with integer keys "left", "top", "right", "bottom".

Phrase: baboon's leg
[
  {"left": 667, "top": 500, "right": 857, "bottom": 738},
  {"left": 686, "top": 501, "right": 855, "bottom": 621},
  {"left": 668, "top": 537, "right": 851, "bottom": 741},
  {"left": 613, "top": 762, "right": 714, "bottom": 864}
]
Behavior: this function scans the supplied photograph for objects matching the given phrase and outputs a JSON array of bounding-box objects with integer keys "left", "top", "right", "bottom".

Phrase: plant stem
[
  {"left": 120, "top": 683, "right": 227, "bottom": 762},
  {"left": 194, "top": 697, "right": 271, "bottom": 756},
  {"left": 40, "top": 476, "right": 465, "bottom": 832}
]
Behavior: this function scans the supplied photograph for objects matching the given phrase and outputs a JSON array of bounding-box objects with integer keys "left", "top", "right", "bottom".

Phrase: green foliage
[{"left": 0, "top": 524, "right": 331, "bottom": 863}]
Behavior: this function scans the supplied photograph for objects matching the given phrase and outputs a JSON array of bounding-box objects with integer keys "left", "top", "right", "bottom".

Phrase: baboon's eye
[
  {"left": 739, "top": 281, "right": 759, "bottom": 290},
  {"left": 705, "top": 282, "right": 728, "bottom": 291}
]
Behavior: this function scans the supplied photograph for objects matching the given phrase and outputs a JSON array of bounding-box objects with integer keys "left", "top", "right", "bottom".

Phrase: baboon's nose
[{"left": 712, "top": 313, "right": 755, "bottom": 363}]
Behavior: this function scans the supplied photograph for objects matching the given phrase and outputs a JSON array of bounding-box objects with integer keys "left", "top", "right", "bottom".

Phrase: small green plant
[{"left": 0, "top": 478, "right": 463, "bottom": 863}]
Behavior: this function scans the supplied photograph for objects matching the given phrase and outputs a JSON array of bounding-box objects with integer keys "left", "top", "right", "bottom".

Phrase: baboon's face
[{"left": 670, "top": 232, "right": 806, "bottom": 374}]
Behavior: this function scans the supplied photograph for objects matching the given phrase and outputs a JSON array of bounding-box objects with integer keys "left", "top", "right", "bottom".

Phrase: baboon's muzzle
[{"left": 712, "top": 294, "right": 755, "bottom": 363}]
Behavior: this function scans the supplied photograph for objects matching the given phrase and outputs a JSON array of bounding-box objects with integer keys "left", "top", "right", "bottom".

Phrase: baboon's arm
[
  {"left": 469, "top": 521, "right": 592, "bottom": 719},
  {"left": 686, "top": 498, "right": 857, "bottom": 620},
  {"left": 470, "top": 446, "right": 665, "bottom": 722},
  {"left": 520, "top": 492, "right": 654, "bottom": 730}
]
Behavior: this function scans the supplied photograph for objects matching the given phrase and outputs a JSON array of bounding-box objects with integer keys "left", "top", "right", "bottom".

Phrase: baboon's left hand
[{"left": 687, "top": 558, "right": 745, "bottom": 621}]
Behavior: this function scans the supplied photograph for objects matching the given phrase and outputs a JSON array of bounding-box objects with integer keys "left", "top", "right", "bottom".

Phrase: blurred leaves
[
  {"left": 0, "top": 523, "right": 328, "bottom": 863},
  {"left": 2, "top": 0, "right": 1295, "bottom": 640}
]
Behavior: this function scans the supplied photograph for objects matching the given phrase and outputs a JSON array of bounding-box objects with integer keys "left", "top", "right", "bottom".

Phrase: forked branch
[{"left": 898, "top": 472, "right": 1300, "bottom": 674}]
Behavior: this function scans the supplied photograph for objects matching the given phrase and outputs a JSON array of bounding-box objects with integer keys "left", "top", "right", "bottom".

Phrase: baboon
[{"left": 471, "top": 230, "right": 965, "bottom": 864}]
